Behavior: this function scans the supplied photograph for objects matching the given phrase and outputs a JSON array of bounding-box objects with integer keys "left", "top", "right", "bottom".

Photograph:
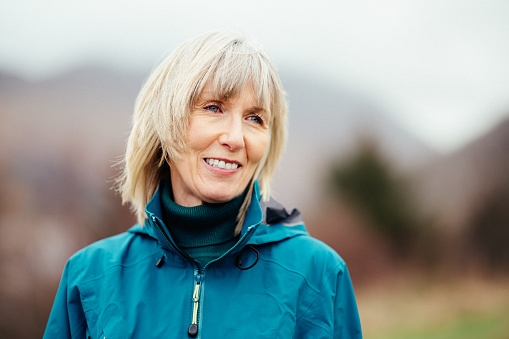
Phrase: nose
[{"left": 218, "top": 115, "right": 245, "bottom": 151}]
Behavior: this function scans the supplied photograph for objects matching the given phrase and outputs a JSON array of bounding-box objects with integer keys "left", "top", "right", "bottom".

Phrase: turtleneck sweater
[{"left": 160, "top": 179, "right": 243, "bottom": 267}]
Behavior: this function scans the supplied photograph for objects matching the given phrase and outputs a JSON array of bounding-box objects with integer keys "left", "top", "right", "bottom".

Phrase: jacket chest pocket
[
  {"left": 98, "top": 304, "right": 128, "bottom": 339},
  {"left": 83, "top": 302, "right": 128, "bottom": 339},
  {"left": 81, "top": 278, "right": 130, "bottom": 339}
]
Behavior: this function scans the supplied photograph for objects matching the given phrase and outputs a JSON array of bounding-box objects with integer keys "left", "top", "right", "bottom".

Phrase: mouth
[{"left": 204, "top": 158, "right": 241, "bottom": 170}]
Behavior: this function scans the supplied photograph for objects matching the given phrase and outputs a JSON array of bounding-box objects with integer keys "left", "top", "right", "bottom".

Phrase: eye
[
  {"left": 204, "top": 104, "right": 222, "bottom": 113},
  {"left": 247, "top": 114, "right": 264, "bottom": 125}
]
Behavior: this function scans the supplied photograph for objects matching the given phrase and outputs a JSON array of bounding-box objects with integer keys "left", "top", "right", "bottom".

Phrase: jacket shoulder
[
  {"left": 257, "top": 197, "right": 348, "bottom": 273},
  {"left": 66, "top": 227, "right": 157, "bottom": 283},
  {"left": 279, "top": 232, "right": 347, "bottom": 271}
]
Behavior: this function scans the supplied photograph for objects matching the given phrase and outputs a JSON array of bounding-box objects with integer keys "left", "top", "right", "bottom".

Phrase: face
[{"left": 169, "top": 84, "right": 271, "bottom": 207}]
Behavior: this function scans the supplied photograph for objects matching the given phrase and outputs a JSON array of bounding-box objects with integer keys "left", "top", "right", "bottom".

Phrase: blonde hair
[{"left": 116, "top": 31, "right": 287, "bottom": 227}]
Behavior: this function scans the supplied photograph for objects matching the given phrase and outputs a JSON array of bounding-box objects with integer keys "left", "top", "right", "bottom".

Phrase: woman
[{"left": 44, "top": 31, "right": 362, "bottom": 338}]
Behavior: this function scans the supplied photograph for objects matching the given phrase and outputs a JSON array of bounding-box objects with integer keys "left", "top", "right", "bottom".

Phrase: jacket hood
[
  {"left": 250, "top": 197, "right": 307, "bottom": 245},
  {"left": 127, "top": 181, "right": 308, "bottom": 248}
]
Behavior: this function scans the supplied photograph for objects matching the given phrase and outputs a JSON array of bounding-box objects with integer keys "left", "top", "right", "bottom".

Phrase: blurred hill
[
  {"left": 0, "top": 66, "right": 139, "bottom": 163},
  {"left": 271, "top": 70, "right": 438, "bottom": 214},
  {"left": 413, "top": 116, "right": 509, "bottom": 270},
  {"left": 416, "top": 116, "right": 509, "bottom": 231}
]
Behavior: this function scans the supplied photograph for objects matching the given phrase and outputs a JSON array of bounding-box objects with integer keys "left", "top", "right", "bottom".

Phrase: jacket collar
[{"left": 128, "top": 180, "right": 308, "bottom": 249}]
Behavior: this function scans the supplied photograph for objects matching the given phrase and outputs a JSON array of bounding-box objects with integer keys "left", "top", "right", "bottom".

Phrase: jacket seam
[
  {"left": 79, "top": 282, "right": 102, "bottom": 336},
  {"left": 298, "top": 315, "right": 334, "bottom": 335},
  {"left": 70, "top": 318, "right": 88, "bottom": 338},
  {"left": 296, "top": 261, "right": 344, "bottom": 322},
  {"left": 75, "top": 253, "right": 156, "bottom": 286},
  {"left": 257, "top": 257, "right": 322, "bottom": 294}
]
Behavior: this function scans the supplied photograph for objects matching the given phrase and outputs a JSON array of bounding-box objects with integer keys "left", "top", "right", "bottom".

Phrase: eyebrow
[
  {"left": 199, "top": 91, "right": 269, "bottom": 114},
  {"left": 248, "top": 107, "right": 271, "bottom": 119}
]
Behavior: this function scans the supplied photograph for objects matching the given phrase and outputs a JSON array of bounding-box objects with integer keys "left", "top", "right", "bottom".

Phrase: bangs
[{"left": 191, "top": 43, "right": 273, "bottom": 114}]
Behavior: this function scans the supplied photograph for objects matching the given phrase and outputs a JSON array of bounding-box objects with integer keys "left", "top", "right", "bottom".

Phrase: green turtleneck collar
[{"left": 160, "top": 179, "right": 244, "bottom": 266}]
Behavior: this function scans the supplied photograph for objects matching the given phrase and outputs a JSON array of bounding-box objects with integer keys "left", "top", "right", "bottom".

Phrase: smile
[{"left": 205, "top": 158, "right": 240, "bottom": 170}]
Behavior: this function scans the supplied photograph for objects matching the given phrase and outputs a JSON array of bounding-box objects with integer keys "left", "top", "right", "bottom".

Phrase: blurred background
[{"left": 1, "top": 0, "right": 509, "bottom": 337}]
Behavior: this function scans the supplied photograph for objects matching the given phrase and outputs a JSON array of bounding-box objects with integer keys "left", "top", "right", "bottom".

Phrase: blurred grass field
[
  {"left": 375, "top": 307, "right": 509, "bottom": 339},
  {"left": 357, "top": 274, "right": 509, "bottom": 339}
]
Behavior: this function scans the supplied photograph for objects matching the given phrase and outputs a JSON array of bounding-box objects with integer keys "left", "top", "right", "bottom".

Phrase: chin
[
  {"left": 201, "top": 187, "right": 242, "bottom": 204},
  {"left": 203, "top": 194, "right": 236, "bottom": 204}
]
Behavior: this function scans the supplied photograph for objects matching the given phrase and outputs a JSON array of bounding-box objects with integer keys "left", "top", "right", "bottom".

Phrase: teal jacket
[{"left": 44, "top": 183, "right": 362, "bottom": 338}]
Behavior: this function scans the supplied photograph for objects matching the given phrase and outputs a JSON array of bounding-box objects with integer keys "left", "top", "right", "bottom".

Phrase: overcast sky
[{"left": 1, "top": 0, "right": 509, "bottom": 152}]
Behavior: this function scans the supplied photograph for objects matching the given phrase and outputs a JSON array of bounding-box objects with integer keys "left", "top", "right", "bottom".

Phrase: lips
[{"left": 204, "top": 158, "right": 241, "bottom": 170}]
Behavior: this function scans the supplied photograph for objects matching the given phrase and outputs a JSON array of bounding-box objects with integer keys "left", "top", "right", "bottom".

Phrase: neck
[{"left": 159, "top": 179, "right": 245, "bottom": 265}]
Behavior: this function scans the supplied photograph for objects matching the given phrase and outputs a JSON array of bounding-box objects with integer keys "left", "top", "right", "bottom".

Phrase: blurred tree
[
  {"left": 328, "top": 137, "right": 418, "bottom": 253},
  {"left": 467, "top": 181, "right": 509, "bottom": 272}
]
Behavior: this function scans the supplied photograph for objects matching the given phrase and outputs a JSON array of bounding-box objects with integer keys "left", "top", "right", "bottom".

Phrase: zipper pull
[
  {"left": 155, "top": 253, "right": 165, "bottom": 268},
  {"left": 188, "top": 281, "right": 200, "bottom": 337}
]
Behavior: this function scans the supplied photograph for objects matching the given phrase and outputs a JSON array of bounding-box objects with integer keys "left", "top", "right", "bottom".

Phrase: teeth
[{"left": 206, "top": 159, "right": 239, "bottom": 169}]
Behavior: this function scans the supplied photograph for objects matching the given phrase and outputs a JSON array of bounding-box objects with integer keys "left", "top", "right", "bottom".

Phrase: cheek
[
  {"left": 186, "top": 120, "right": 214, "bottom": 151},
  {"left": 247, "top": 132, "right": 270, "bottom": 164}
]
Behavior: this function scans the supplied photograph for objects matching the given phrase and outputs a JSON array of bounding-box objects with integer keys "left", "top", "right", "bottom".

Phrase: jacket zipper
[
  {"left": 186, "top": 226, "right": 257, "bottom": 338},
  {"left": 188, "top": 277, "right": 201, "bottom": 337},
  {"left": 151, "top": 215, "right": 258, "bottom": 338},
  {"left": 151, "top": 216, "right": 205, "bottom": 338}
]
